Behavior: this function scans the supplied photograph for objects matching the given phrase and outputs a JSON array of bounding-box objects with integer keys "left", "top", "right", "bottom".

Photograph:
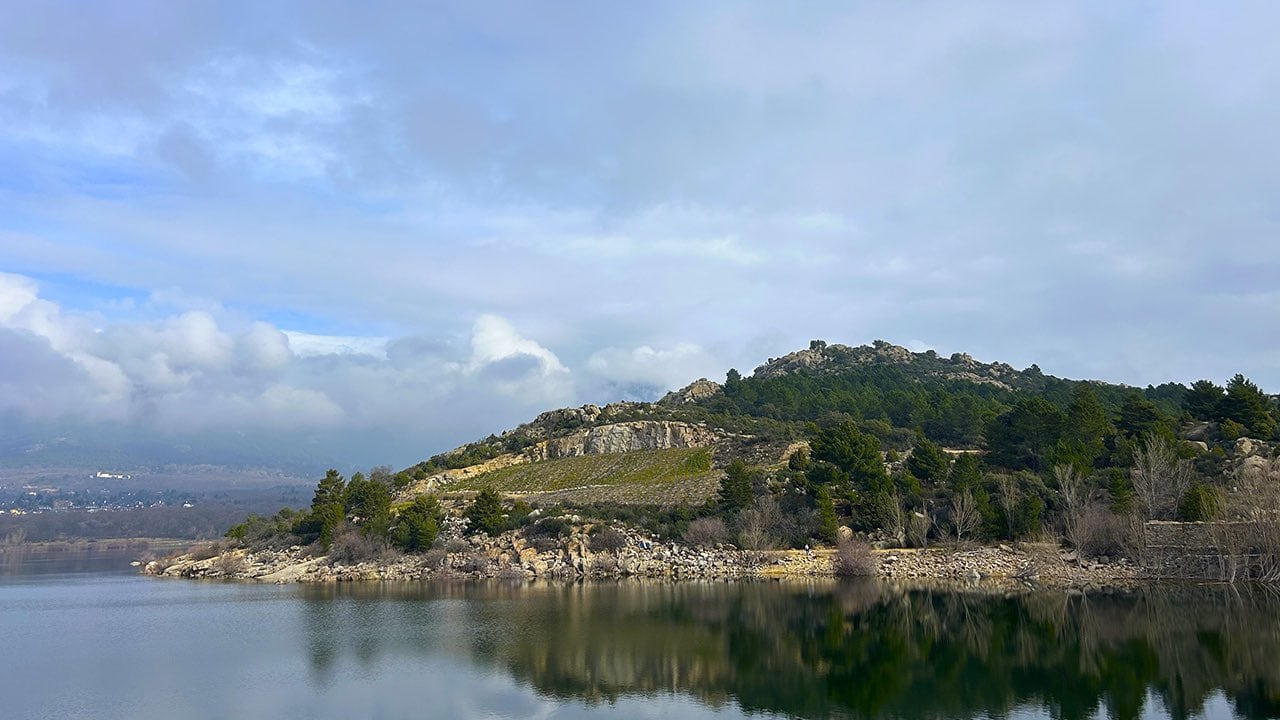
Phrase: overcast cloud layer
[{"left": 2, "top": 2, "right": 1278, "bottom": 469}]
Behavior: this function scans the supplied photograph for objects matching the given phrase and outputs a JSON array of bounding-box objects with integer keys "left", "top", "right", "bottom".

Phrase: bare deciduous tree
[
  {"left": 996, "top": 474, "right": 1020, "bottom": 539},
  {"left": 951, "top": 491, "right": 980, "bottom": 545},
  {"left": 907, "top": 510, "right": 932, "bottom": 548},
  {"left": 1054, "top": 464, "right": 1088, "bottom": 550},
  {"left": 737, "top": 495, "right": 783, "bottom": 552},
  {"left": 1131, "top": 434, "right": 1194, "bottom": 521}
]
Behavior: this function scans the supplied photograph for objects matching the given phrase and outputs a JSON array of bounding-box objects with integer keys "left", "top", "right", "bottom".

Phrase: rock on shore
[{"left": 144, "top": 525, "right": 1137, "bottom": 588}]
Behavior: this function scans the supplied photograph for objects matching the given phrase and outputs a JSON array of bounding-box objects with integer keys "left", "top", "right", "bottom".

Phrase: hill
[{"left": 222, "top": 339, "right": 1280, "bottom": 578}]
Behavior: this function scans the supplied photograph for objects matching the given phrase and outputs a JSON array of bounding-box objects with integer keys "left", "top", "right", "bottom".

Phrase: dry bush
[
  {"left": 591, "top": 555, "right": 619, "bottom": 574},
  {"left": 906, "top": 512, "right": 932, "bottom": 549},
  {"left": 214, "top": 552, "right": 247, "bottom": 576},
  {"left": 737, "top": 496, "right": 783, "bottom": 551},
  {"left": 527, "top": 535, "right": 561, "bottom": 553},
  {"left": 683, "top": 517, "right": 729, "bottom": 547},
  {"left": 834, "top": 537, "right": 877, "bottom": 577},
  {"left": 328, "top": 530, "right": 398, "bottom": 565},
  {"left": 496, "top": 564, "right": 529, "bottom": 579},
  {"left": 1222, "top": 456, "right": 1280, "bottom": 581},
  {"left": 446, "top": 538, "right": 471, "bottom": 553},
  {"left": 188, "top": 542, "right": 222, "bottom": 561},
  {"left": 1077, "top": 504, "right": 1139, "bottom": 559},
  {"left": 422, "top": 547, "right": 447, "bottom": 569},
  {"left": 461, "top": 549, "right": 491, "bottom": 573},
  {"left": 588, "top": 526, "right": 627, "bottom": 553}
]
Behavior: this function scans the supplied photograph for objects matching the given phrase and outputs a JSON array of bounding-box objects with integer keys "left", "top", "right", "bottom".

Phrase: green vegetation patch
[{"left": 446, "top": 448, "right": 719, "bottom": 505}]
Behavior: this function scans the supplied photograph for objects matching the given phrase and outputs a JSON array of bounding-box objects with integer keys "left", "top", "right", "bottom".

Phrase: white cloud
[
  {"left": 587, "top": 343, "right": 719, "bottom": 392},
  {"left": 284, "top": 331, "right": 388, "bottom": 358},
  {"left": 468, "top": 314, "right": 567, "bottom": 377},
  {"left": 0, "top": 273, "right": 584, "bottom": 464}
]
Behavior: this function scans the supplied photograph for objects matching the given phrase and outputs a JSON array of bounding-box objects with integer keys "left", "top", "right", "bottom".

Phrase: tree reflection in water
[{"left": 298, "top": 580, "right": 1280, "bottom": 719}]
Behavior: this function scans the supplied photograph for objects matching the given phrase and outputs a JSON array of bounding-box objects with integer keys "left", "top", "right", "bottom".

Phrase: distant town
[{"left": 3, "top": 482, "right": 196, "bottom": 515}]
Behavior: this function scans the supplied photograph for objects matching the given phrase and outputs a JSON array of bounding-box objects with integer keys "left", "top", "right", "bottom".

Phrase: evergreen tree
[
  {"left": 815, "top": 486, "right": 838, "bottom": 543},
  {"left": 393, "top": 495, "right": 443, "bottom": 551},
  {"left": 1052, "top": 385, "right": 1113, "bottom": 472},
  {"left": 947, "top": 453, "right": 983, "bottom": 492},
  {"left": 986, "top": 398, "right": 1065, "bottom": 471},
  {"left": 345, "top": 474, "right": 392, "bottom": 538},
  {"left": 1222, "top": 374, "right": 1276, "bottom": 439},
  {"left": 1116, "top": 392, "right": 1169, "bottom": 440},
  {"left": 907, "top": 436, "right": 950, "bottom": 484},
  {"left": 464, "top": 487, "right": 505, "bottom": 536},
  {"left": 719, "top": 459, "right": 754, "bottom": 512},
  {"left": 1107, "top": 468, "right": 1134, "bottom": 515},
  {"left": 307, "top": 469, "right": 347, "bottom": 547},
  {"left": 810, "top": 420, "right": 889, "bottom": 493},
  {"left": 1183, "top": 380, "right": 1224, "bottom": 421}
]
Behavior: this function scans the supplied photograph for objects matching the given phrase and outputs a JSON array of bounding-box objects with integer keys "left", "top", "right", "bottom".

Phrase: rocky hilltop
[{"left": 753, "top": 339, "right": 1029, "bottom": 390}]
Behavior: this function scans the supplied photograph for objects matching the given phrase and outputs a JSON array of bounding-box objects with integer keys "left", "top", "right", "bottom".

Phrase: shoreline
[{"left": 144, "top": 527, "right": 1140, "bottom": 589}]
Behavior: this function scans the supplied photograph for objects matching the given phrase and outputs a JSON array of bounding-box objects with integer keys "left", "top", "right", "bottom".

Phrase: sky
[{"left": 1, "top": 2, "right": 1278, "bottom": 470}]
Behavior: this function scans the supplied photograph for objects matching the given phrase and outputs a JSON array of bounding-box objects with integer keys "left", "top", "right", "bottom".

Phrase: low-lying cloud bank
[{"left": 0, "top": 272, "right": 721, "bottom": 470}]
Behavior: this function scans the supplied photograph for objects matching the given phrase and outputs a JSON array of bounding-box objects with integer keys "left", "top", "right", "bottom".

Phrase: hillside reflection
[{"left": 297, "top": 581, "right": 1280, "bottom": 720}]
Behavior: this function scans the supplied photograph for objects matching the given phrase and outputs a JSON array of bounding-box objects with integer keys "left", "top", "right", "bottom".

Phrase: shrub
[
  {"left": 906, "top": 511, "right": 931, "bottom": 548},
  {"left": 589, "top": 526, "right": 627, "bottom": 553},
  {"left": 1077, "top": 504, "right": 1139, "bottom": 559},
  {"left": 188, "top": 542, "right": 222, "bottom": 561},
  {"left": 683, "top": 517, "right": 729, "bottom": 547},
  {"left": 737, "top": 501, "right": 783, "bottom": 551},
  {"left": 329, "top": 529, "right": 398, "bottom": 565},
  {"left": 527, "top": 535, "right": 561, "bottom": 553},
  {"left": 1179, "top": 484, "right": 1223, "bottom": 521},
  {"left": 214, "top": 552, "right": 246, "bottom": 576},
  {"left": 461, "top": 549, "right": 491, "bottom": 573},
  {"left": 422, "top": 547, "right": 447, "bottom": 569},
  {"left": 834, "top": 537, "right": 877, "bottom": 577},
  {"left": 525, "top": 516, "right": 571, "bottom": 539}
]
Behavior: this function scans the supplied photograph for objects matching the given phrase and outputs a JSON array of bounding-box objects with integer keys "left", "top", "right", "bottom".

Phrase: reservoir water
[{"left": 1, "top": 549, "right": 1276, "bottom": 719}]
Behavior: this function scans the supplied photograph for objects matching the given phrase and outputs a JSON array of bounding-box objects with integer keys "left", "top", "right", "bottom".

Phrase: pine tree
[
  {"left": 1223, "top": 374, "right": 1276, "bottom": 439},
  {"left": 719, "top": 459, "right": 754, "bottom": 512},
  {"left": 816, "top": 486, "right": 838, "bottom": 543},
  {"left": 907, "top": 436, "right": 950, "bottom": 484},
  {"left": 464, "top": 487, "right": 505, "bottom": 536}
]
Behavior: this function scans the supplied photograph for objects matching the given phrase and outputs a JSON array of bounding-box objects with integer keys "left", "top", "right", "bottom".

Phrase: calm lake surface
[{"left": 1, "top": 549, "right": 1276, "bottom": 720}]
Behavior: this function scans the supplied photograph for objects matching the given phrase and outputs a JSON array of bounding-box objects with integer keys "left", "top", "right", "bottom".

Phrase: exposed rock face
[
  {"left": 750, "top": 339, "right": 1021, "bottom": 390},
  {"left": 533, "top": 404, "right": 603, "bottom": 430},
  {"left": 659, "top": 378, "right": 723, "bottom": 405},
  {"left": 527, "top": 421, "right": 719, "bottom": 461}
]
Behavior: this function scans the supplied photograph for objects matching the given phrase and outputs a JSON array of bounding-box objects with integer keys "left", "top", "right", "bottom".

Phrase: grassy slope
[{"left": 445, "top": 447, "right": 719, "bottom": 506}]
